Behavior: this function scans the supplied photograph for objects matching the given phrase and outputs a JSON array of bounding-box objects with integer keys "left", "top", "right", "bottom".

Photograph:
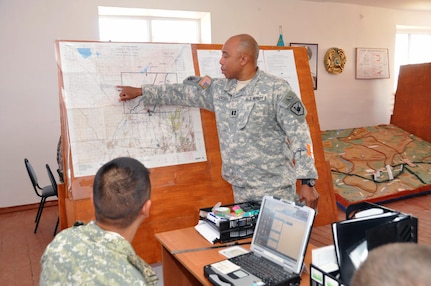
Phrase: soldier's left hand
[{"left": 299, "top": 185, "right": 319, "bottom": 210}]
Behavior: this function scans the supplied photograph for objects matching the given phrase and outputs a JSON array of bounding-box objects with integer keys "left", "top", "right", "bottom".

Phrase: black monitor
[{"left": 332, "top": 203, "right": 418, "bottom": 285}]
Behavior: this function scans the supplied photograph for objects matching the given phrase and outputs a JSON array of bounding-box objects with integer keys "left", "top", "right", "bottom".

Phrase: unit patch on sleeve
[{"left": 290, "top": 101, "right": 305, "bottom": 116}]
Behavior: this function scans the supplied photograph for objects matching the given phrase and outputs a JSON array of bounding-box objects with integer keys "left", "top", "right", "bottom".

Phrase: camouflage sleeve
[
  {"left": 127, "top": 255, "right": 159, "bottom": 285},
  {"left": 277, "top": 89, "right": 318, "bottom": 179},
  {"left": 137, "top": 75, "right": 215, "bottom": 111},
  {"left": 40, "top": 223, "right": 158, "bottom": 286}
]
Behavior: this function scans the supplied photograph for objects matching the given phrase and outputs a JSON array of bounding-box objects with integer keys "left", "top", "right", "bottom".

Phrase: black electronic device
[
  {"left": 199, "top": 201, "right": 261, "bottom": 243},
  {"left": 331, "top": 202, "right": 418, "bottom": 285}
]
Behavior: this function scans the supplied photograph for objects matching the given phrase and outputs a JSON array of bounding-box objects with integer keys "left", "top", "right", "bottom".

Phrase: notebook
[{"left": 204, "top": 196, "right": 316, "bottom": 286}]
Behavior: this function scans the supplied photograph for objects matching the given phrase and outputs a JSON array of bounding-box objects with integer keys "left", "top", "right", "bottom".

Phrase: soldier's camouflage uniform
[
  {"left": 40, "top": 221, "right": 158, "bottom": 285},
  {"left": 139, "top": 69, "right": 318, "bottom": 202}
]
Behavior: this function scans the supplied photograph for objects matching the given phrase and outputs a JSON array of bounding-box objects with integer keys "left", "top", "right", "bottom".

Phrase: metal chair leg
[
  {"left": 35, "top": 197, "right": 44, "bottom": 223},
  {"left": 54, "top": 217, "right": 59, "bottom": 236},
  {"left": 34, "top": 197, "right": 47, "bottom": 233}
]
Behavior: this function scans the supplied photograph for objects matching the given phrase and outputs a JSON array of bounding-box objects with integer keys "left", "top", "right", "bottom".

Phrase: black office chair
[
  {"left": 24, "top": 158, "right": 57, "bottom": 234},
  {"left": 46, "top": 164, "right": 60, "bottom": 236}
]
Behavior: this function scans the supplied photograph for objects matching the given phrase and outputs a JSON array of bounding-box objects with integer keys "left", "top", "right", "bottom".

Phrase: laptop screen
[{"left": 251, "top": 196, "right": 315, "bottom": 274}]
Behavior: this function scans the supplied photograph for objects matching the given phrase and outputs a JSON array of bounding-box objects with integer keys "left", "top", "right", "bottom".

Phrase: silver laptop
[{"left": 204, "top": 196, "right": 316, "bottom": 286}]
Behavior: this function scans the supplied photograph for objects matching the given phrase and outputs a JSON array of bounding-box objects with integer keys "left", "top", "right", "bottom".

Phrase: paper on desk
[
  {"left": 312, "top": 245, "right": 339, "bottom": 273},
  {"left": 194, "top": 220, "right": 219, "bottom": 244},
  {"left": 211, "top": 260, "right": 241, "bottom": 274},
  {"left": 219, "top": 246, "right": 249, "bottom": 258}
]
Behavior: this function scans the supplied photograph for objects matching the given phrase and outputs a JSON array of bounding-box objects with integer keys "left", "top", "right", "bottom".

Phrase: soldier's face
[{"left": 220, "top": 38, "right": 243, "bottom": 79}]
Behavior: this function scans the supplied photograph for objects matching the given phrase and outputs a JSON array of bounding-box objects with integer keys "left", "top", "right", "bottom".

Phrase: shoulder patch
[
  {"left": 184, "top": 75, "right": 212, "bottom": 90},
  {"left": 199, "top": 76, "right": 212, "bottom": 89},
  {"left": 290, "top": 101, "right": 305, "bottom": 116}
]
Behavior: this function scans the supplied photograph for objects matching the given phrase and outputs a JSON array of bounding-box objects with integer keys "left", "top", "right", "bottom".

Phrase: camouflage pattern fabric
[
  {"left": 138, "top": 69, "right": 317, "bottom": 202},
  {"left": 40, "top": 221, "right": 158, "bottom": 286},
  {"left": 232, "top": 185, "right": 302, "bottom": 204}
]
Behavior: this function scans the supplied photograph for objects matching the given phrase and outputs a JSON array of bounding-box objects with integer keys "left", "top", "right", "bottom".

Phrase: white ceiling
[{"left": 300, "top": 0, "right": 431, "bottom": 12}]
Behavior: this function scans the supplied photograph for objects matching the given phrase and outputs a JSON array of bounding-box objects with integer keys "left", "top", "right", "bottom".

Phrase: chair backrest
[
  {"left": 46, "top": 164, "right": 58, "bottom": 196},
  {"left": 24, "top": 158, "right": 41, "bottom": 196}
]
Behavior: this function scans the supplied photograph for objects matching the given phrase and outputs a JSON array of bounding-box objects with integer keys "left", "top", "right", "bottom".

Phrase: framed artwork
[
  {"left": 290, "top": 43, "right": 318, "bottom": 90},
  {"left": 355, "top": 48, "right": 390, "bottom": 79}
]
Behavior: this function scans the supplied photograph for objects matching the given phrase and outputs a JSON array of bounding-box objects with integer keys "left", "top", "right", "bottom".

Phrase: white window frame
[{"left": 98, "top": 6, "right": 211, "bottom": 43}]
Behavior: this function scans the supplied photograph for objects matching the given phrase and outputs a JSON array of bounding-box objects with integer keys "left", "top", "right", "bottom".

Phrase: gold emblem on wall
[{"left": 324, "top": 47, "right": 346, "bottom": 74}]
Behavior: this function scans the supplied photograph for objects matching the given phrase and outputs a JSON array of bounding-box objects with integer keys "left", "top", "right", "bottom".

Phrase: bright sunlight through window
[
  {"left": 394, "top": 25, "right": 431, "bottom": 90},
  {"left": 98, "top": 6, "right": 211, "bottom": 43}
]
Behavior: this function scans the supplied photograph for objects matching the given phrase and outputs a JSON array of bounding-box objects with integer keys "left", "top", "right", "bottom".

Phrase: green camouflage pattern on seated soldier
[
  {"left": 138, "top": 69, "right": 317, "bottom": 202},
  {"left": 40, "top": 221, "right": 158, "bottom": 286}
]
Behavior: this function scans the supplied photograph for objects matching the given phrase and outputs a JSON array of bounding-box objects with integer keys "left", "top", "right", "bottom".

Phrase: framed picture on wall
[
  {"left": 355, "top": 48, "right": 390, "bottom": 79},
  {"left": 290, "top": 43, "right": 318, "bottom": 90}
]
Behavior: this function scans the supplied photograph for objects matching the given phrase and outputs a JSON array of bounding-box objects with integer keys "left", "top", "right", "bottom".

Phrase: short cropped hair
[
  {"left": 351, "top": 242, "right": 431, "bottom": 286},
  {"left": 236, "top": 34, "right": 260, "bottom": 62},
  {"left": 93, "top": 157, "right": 151, "bottom": 229}
]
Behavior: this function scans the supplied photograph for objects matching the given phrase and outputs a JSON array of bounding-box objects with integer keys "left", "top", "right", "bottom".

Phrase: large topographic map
[{"left": 58, "top": 42, "right": 206, "bottom": 177}]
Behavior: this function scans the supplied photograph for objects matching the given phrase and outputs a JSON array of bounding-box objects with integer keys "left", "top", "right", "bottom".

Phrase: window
[
  {"left": 99, "top": 17, "right": 149, "bottom": 42},
  {"left": 394, "top": 26, "right": 431, "bottom": 89},
  {"left": 98, "top": 6, "right": 211, "bottom": 43}
]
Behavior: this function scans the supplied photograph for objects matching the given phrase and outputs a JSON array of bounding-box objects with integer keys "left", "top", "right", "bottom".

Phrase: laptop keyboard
[{"left": 229, "top": 252, "right": 296, "bottom": 285}]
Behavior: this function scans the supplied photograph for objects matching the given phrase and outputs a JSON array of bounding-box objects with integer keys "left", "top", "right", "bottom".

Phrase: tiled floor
[{"left": 0, "top": 205, "right": 57, "bottom": 286}]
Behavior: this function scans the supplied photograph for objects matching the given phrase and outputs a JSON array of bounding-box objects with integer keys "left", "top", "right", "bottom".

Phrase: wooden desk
[{"left": 155, "top": 227, "right": 314, "bottom": 286}]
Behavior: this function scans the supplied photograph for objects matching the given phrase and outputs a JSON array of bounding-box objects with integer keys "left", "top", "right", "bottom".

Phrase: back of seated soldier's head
[
  {"left": 92, "top": 157, "right": 151, "bottom": 229},
  {"left": 351, "top": 242, "right": 431, "bottom": 286}
]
